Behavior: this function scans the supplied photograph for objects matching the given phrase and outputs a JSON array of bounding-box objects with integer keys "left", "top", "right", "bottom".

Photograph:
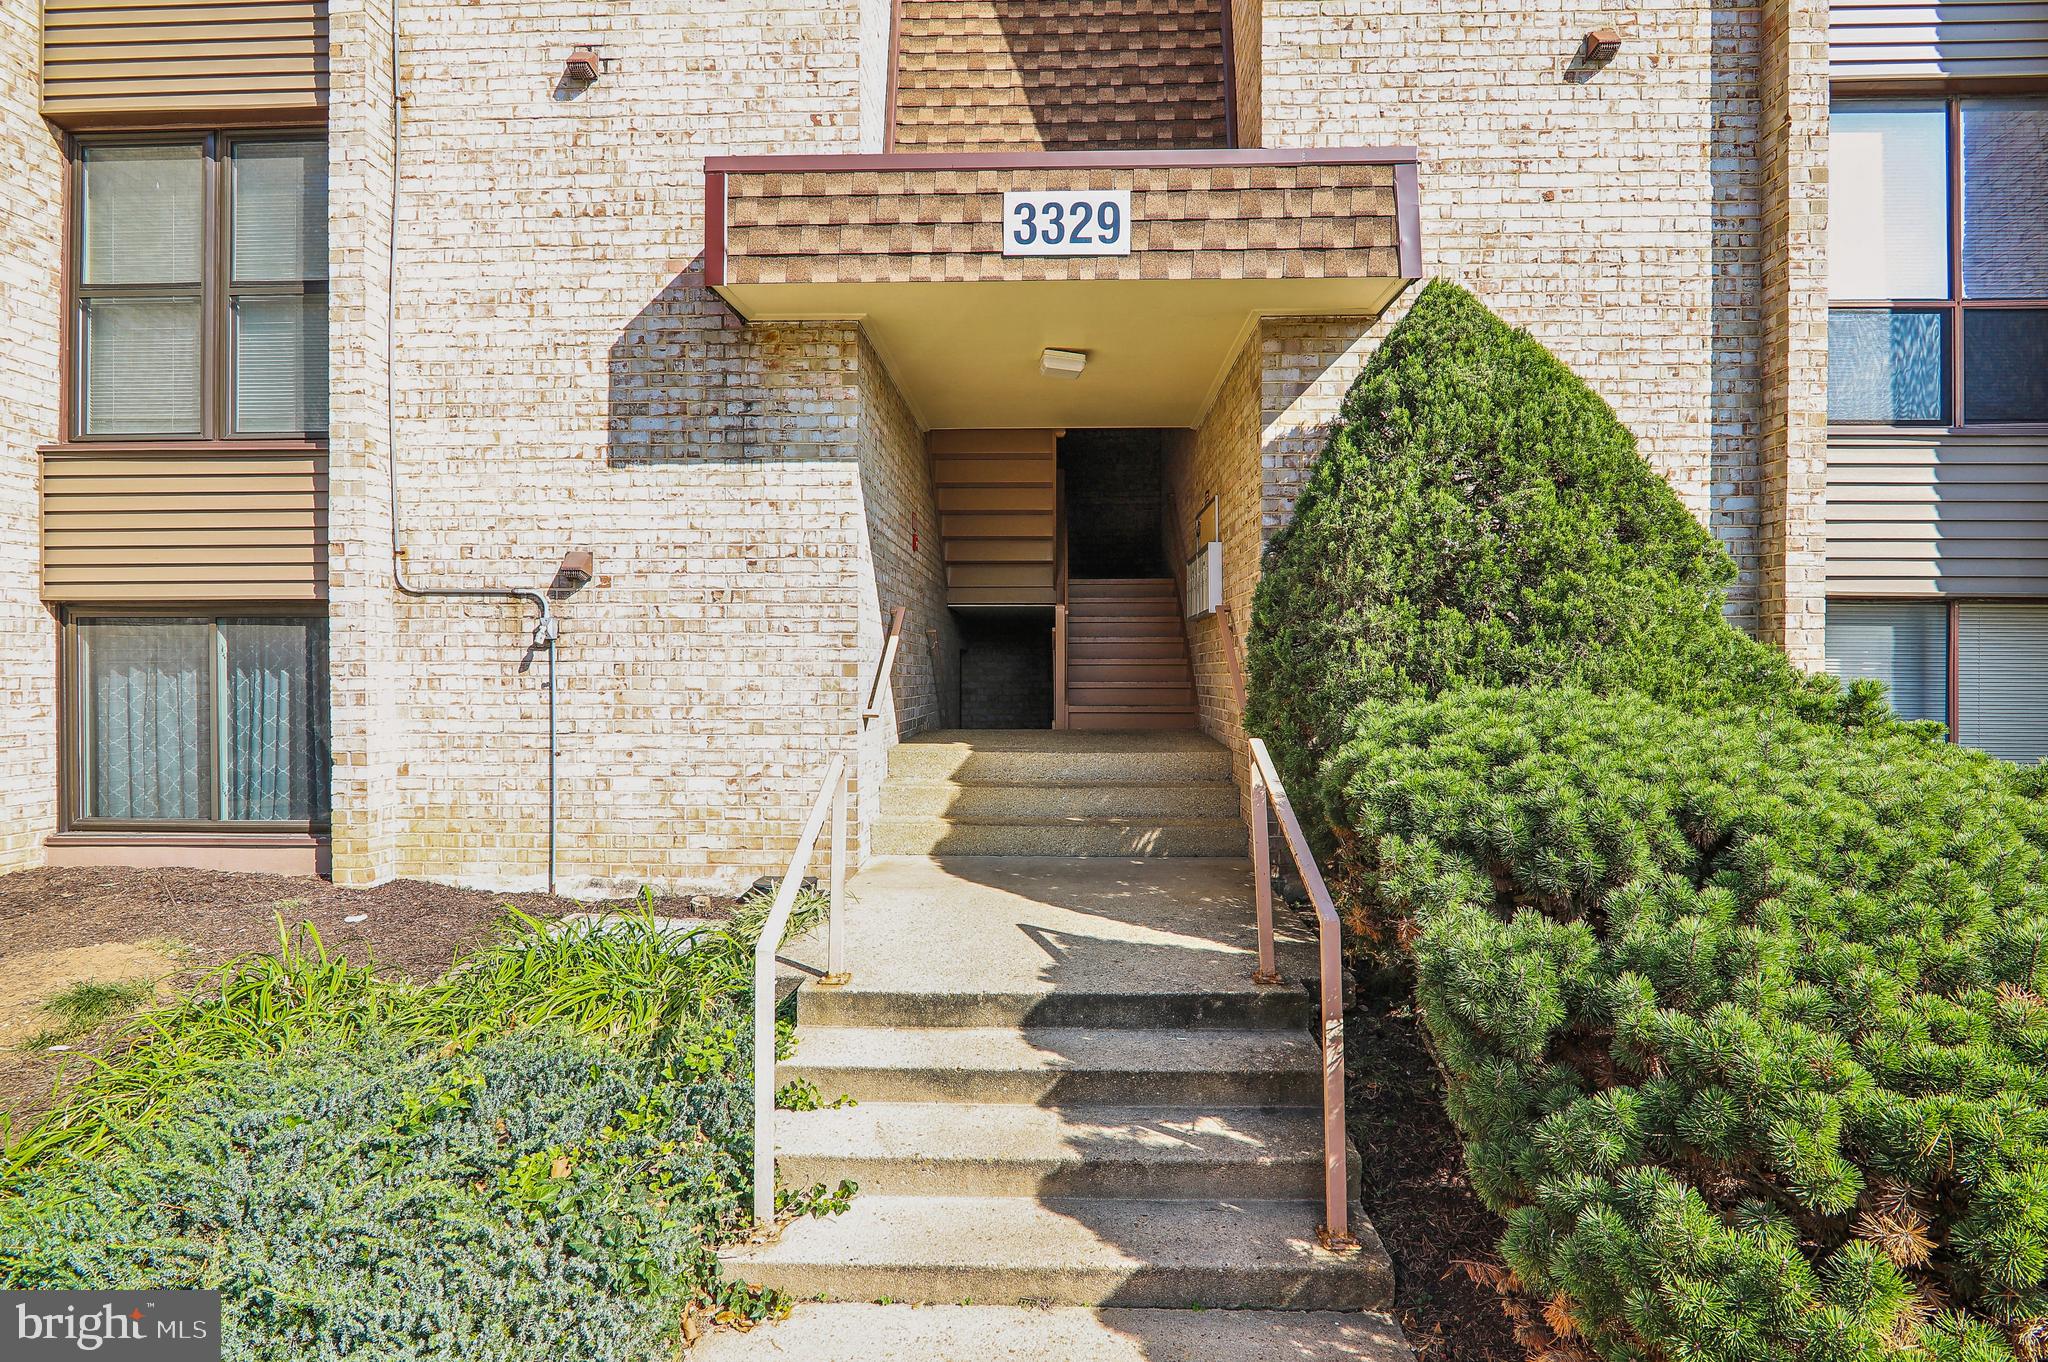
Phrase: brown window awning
[{"left": 704, "top": 149, "right": 1422, "bottom": 428}]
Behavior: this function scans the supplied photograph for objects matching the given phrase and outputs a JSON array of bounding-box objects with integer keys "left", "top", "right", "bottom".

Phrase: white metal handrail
[{"left": 751, "top": 753, "right": 849, "bottom": 1226}]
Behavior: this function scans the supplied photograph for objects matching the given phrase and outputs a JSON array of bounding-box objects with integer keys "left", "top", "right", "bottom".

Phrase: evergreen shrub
[
  {"left": 1245, "top": 279, "right": 1856, "bottom": 833},
  {"left": 1246, "top": 280, "right": 2048, "bottom": 1358},
  {"left": 1320, "top": 690, "right": 2048, "bottom": 1361}
]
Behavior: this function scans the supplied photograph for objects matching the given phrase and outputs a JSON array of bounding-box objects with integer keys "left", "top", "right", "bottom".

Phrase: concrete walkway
[{"left": 702, "top": 849, "right": 1411, "bottom": 1359}]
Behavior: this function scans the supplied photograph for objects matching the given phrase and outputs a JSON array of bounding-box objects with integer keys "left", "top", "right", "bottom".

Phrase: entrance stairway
[
  {"left": 705, "top": 733, "right": 1408, "bottom": 1361},
  {"left": 1063, "top": 577, "right": 1199, "bottom": 730},
  {"left": 872, "top": 730, "right": 1245, "bottom": 856}
]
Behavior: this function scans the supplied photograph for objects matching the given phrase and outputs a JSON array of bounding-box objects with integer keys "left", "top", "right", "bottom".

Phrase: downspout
[{"left": 382, "top": 0, "right": 560, "bottom": 893}]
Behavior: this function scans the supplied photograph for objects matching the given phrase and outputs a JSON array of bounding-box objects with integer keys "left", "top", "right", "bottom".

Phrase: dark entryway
[
  {"left": 956, "top": 611, "right": 1054, "bottom": 728},
  {"left": 1059, "top": 429, "right": 1167, "bottom": 579}
]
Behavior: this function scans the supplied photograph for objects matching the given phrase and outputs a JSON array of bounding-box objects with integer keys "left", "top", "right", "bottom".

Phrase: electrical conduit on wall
[{"left": 382, "top": 0, "right": 561, "bottom": 893}]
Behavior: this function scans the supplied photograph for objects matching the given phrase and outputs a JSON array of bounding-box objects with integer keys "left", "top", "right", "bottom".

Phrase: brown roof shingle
[{"left": 891, "top": 0, "right": 1231, "bottom": 151}]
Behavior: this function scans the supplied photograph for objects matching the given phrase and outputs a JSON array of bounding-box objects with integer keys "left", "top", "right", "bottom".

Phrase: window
[
  {"left": 69, "top": 614, "right": 331, "bottom": 827},
  {"left": 1825, "top": 599, "right": 2048, "bottom": 763},
  {"left": 1821, "top": 601, "right": 1948, "bottom": 723},
  {"left": 72, "top": 134, "right": 327, "bottom": 440},
  {"left": 1829, "top": 96, "right": 2048, "bottom": 428}
]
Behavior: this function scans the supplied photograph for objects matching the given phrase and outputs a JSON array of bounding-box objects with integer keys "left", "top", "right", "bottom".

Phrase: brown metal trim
[
  {"left": 41, "top": 439, "right": 331, "bottom": 456},
  {"left": 58, "top": 603, "right": 330, "bottom": 835},
  {"left": 57, "top": 130, "right": 78, "bottom": 446},
  {"left": 704, "top": 146, "right": 1420, "bottom": 173},
  {"left": 1831, "top": 76, "right": 2048, "bottom": 98},
  {"left": 46, "top": 831, "right": 327, "bottom": 848},
  {"left": 1393, "top": 159, "right": 1423, "bottom": 279},
  {"left": 882, "top": 0, "right": 903, "bottom": 154},
  {"left": 1947, "top": 597, "right": 1963, "bottom": 740},
  {"left": 50, "top": 109, "right": 329, "bottom": 135},
  {"left": 67, "top": 128, "right": 330, "bottom": 444},
  {"left": 1827, "top": 92, "right": 2048, "bottom": 433},
  {"left": 704, "top": 168, "right": 727, "bottom": 287},
  {"left": 1218, "top": 0, "right": 1238, "bottom": 150}
]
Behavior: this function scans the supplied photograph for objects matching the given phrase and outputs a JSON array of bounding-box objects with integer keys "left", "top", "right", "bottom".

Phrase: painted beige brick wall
[
  {"left": 0, "top": 3, "right": 62, "bottom": 873},
  {"left": 1257, "top": 0, "right": 1828, "bottom": 649},
  {"left": 327, "top": 1, "right": 943, "bottom": 893}
]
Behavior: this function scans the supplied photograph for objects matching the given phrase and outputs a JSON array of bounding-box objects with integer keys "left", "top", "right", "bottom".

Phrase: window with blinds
[
  {"left": 1957, "top": 603, "right": 2048, "bottom": 763},
  {"left": 1823, "top": 600, "right": 1950, "bottom": 722},
  {"left": 71, "top": 133, "right": 328, "bottom": 441}
]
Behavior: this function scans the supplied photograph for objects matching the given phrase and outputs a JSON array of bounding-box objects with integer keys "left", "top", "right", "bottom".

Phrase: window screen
[
  {"left": 1957, "top": 603, "right": 2048, "bottom": 764},
  {"left": 1824, "top": 601, "right": 1950, "bottom": 724}
]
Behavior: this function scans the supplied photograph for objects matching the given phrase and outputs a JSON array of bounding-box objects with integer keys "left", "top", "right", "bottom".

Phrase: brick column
[
  {"left": 0, "top": 4, "right": 64, "bottom": 873},
  {"left": 1756, "top": 0, "right": 1830, "bottom": 669},
  {"left": 326, "top": 0, "right": 408, "bottom": 884}
]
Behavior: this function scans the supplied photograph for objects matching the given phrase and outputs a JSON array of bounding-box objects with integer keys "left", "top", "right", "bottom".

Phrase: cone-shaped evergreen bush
[
  {"left": 1246, "top": 279, "right": 1859, "bottom": 829},
  {"left": 1246, "top": 281, "right": 2046, "bottom": 1358}
]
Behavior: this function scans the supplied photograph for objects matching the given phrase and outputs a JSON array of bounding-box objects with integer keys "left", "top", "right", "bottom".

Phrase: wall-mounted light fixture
[
  {"left": 556, "top": 549, "right": 595, "bottom": 588},
  {"left": 1040, "top": 348, "right": 1087, "bottom": 380},
  {"left": 563, "top": 46, "right": 602, "bottom": 84},
  {"left": 1579, "top": 28, "right": 1622, "bottom": 63}
]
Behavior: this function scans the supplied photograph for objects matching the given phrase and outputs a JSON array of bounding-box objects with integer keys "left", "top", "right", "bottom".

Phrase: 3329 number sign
[{"left": 1001, "top": 189, "right": 1132, "bottom": 257}]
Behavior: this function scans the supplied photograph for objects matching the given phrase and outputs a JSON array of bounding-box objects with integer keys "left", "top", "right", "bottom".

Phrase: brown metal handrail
[
  {"left": 1213, "top": 599, "right": 1355, "bottom": 1248},
  {"left": 1248, "top": 736, "right": 1356, "bottom": 1249},
  {"left": 1053, "top": 469, "right": 1071, "bottom": 729},
  {"left": 862, "top": 607, "right": 909, "bottom": 723}
]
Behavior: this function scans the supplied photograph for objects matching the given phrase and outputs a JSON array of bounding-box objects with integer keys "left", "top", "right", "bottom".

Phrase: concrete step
[
  {"left": 692, "top": 1304, "right": 1413, "bottom": 1361},
  {"left": 887, "top": 732, "right": 1231, "bottom": 784},
  {"left": 798, "top": 979, "right": 1307, "bottom": 1031},
  {"left": 725, "top": 1194, "right": 1393, "bottom": 1309},
  {"left": 879, "top": 780, "right": 1239, "bottom": 820},
  {"left": 776, "top": 1102, "right": 1328, "bottom": 1200},
  {"left": 785, "top": 1024, "right": 1316, "bottom": 1105},
  {"left": 1066, "top": 709, "right": 1201, "bottom": 732},
  {"left": 873, "top": 814, "right": 1242, "bottom": 856}
]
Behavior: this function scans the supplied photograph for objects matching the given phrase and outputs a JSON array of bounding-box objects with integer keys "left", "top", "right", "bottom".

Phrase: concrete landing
[
  {"left": 788, "top": 856, "right": 1316, "bottom": 1028},
  {"left": 692, "top": 1304, "right": 1412, "bottom": 1361}
]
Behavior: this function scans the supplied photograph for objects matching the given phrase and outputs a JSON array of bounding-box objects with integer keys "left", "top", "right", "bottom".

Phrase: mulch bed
[
  {"left": 1349, "top": 990, "right": 1525, "bottom": 1361},
  {"left": 0, "top": 864, "right": 735, "bottom": 1138}
]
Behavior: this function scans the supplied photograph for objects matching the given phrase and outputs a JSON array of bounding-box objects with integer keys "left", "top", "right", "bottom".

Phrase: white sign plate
[{"left": 1001, "top": 189, "right": 1133, "bottom": 257}]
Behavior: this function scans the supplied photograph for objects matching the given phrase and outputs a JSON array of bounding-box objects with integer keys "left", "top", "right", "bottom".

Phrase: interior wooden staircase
[{"left": 1061, "top": 578, "right": 1198, "bottom": 730}]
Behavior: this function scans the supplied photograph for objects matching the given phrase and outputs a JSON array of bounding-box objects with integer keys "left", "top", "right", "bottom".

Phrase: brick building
[{"left": 0, "top": 0, "right": 2043, "bottom": 892}]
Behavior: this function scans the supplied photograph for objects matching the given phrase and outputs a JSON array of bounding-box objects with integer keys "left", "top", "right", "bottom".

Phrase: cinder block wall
[
  {"left": 0, "top": 4, "right": 63, "bottom": 874},
  {"left": 327, "top": 1, "right": 943, "bottom": 894},
  {"left": 1254, "top": 0, "right": 1828, "bottom": 655}
]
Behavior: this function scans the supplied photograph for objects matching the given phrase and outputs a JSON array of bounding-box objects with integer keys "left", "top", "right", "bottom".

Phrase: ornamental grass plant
[
  {"left": 0, "top": 893, "right": 841, "bottom": 1361},
  {"left": 1248, "top": 281, "right": 2048, "bottom": 1361}
]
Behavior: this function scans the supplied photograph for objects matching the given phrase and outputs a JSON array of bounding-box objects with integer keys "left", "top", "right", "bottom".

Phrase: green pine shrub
[
  {"left": 1318, "top": 689, "right": 2048, "bottom": 1360},
  {"left": 1245, "top": 278, "right": 1863, "bottom": 834},
  {"left": 1245, "top": 280, "right": 2048, "bottom": 1358}
]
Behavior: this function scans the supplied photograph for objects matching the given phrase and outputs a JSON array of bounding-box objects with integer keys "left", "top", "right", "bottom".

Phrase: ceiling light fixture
[{"left": 1040, "top": 348, "right": 1087, "bottom": 380}]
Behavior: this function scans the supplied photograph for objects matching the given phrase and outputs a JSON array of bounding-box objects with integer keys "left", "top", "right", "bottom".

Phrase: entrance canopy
[{"left": 704, "top": 149, "right": 1421, "bottom": 429}]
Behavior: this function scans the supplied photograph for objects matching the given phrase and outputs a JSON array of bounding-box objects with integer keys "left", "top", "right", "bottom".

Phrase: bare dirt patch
[
  {"left": 1349, "top": 990, "right": 1524, "bottom": 1362},
  {"left": 0, "top": 864, "right": 734, "bottom": 1138}
]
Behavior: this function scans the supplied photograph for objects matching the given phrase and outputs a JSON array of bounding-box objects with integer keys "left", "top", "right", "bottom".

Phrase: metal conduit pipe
[{"left": 384, "top": 0, "right": 561, "bottom": 893}]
